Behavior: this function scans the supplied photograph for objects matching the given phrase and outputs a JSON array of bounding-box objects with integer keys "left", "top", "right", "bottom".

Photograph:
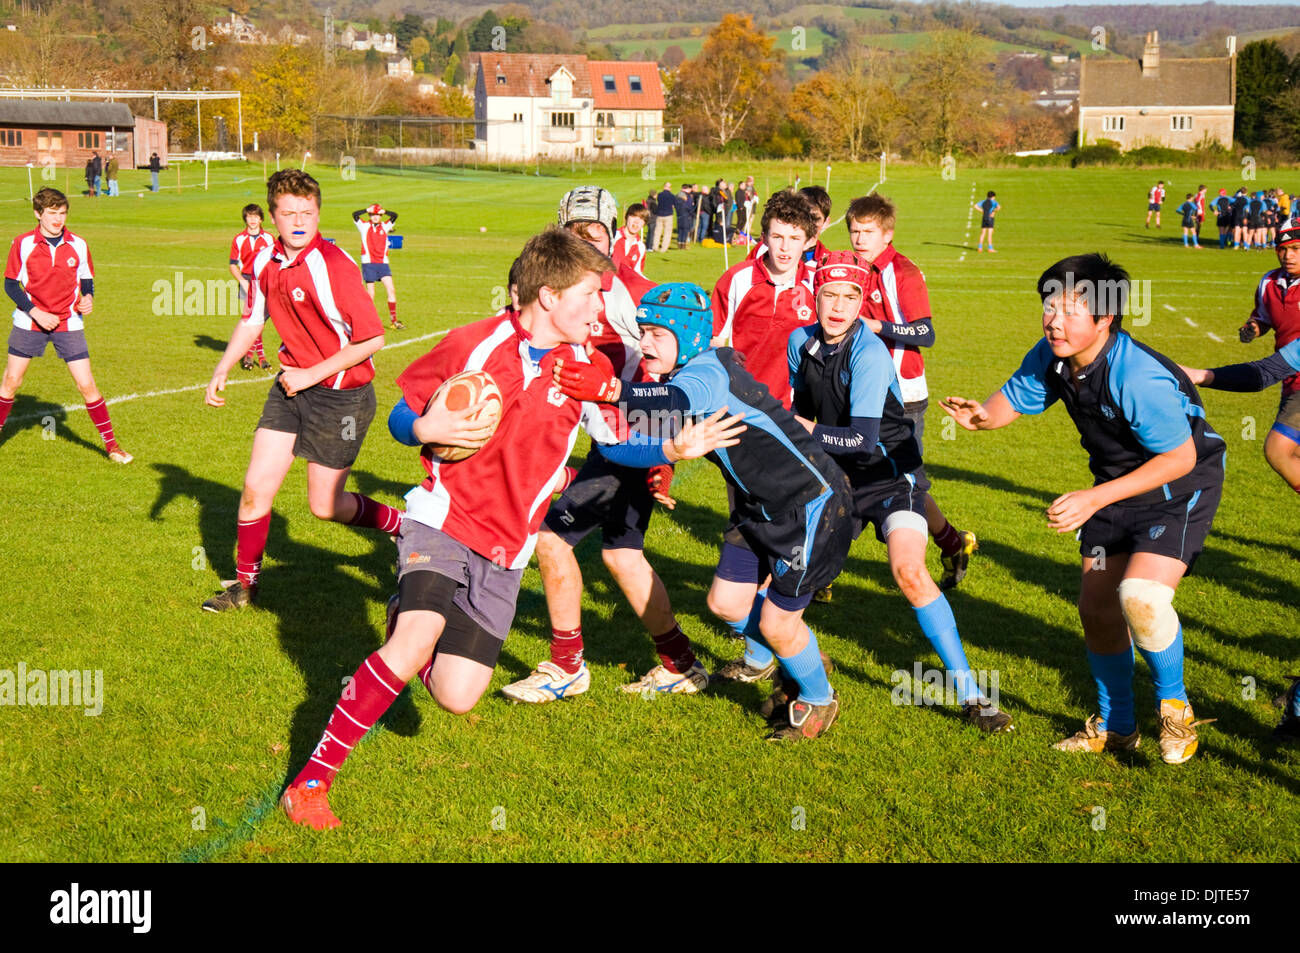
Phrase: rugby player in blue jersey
[{"left": 942, "top": 254, "right": 1226, "bottom": 763}]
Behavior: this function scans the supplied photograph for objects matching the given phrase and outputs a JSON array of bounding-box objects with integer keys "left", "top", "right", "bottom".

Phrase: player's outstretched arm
[
  {"left": 1046, "top": 438, "right": 1196, "bottom": 533},
  {"left": 553, "top": 352, "right": 622, "bottom": 403},
  {"left": 940, "top": 391, "right": 1018, "bottom": 431},
  {"left": 206, "top": 319, "right": 265, "bottom": 407},
  {"left": 664, "top": 408, "right": 746, "bottom": 463}
]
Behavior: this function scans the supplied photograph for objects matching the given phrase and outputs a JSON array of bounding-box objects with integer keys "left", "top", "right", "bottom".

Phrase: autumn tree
[
  {"left": 670, "top": 14, "right": 784, "bottom": 148},
  {"left": 792, "top": 38, "right": 900, "bottom": 160},
  {"left": 901, "top": 31, "right": 993, "bottom": 159}
]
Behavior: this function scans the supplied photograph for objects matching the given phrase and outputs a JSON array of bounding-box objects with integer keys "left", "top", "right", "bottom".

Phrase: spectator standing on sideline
[
  {"left": 149, "top": 152, "right": 161, "bottom": 193},
  {"left": 83, "top": 157, "right": 95, "bottom": 197},
  {"left": 91, "top": 152, "right": 102, "bottom": 196},
  {"left": 105, "top": 155, "right": 119, "bottom": 197},
  {"left": 653, "top": 182, "right": 675, "bottom": 253}
]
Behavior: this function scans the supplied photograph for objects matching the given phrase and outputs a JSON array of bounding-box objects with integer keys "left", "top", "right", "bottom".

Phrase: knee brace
[{"left": 1117, "top": 578, "right": 1178, "bottom": 652}]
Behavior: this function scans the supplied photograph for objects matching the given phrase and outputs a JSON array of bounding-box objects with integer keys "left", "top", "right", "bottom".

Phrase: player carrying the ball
[
  {"left": 503, "top": 187, "right": 710, "bottom": 703},
  {"left": 202, "top": 170, "right": 403, "bottom": 612},
  {"left": 942, "top": 253, "right": 1225, "bottom": 763},
  {"left": 789, "top": 251, "right": 1011, "bottom": 732},
  {"left": 280, "top": 228, "right": 741, "bottom": 828},
  {"left": 554, "top": 282, "right": 855, "bottom": 741}
]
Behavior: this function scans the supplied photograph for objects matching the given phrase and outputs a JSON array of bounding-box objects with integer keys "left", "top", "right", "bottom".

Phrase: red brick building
[{"left": 0, "top": 101, "right": 167, "bottom": 169}]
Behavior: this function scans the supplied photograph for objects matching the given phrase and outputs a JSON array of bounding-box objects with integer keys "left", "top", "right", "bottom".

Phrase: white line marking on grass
[
  {"left": 1184, "top": 317, "right": 1199, "bottom": 328},
  {"left": 9, "top": 329, "right": 449, "bottom": 424},
  {"left": 1206, "top": 332, "right": 1223, "bottom": 342},
  {"left": 1163, "top": 304, "right": 1177, "bottom": 312}
]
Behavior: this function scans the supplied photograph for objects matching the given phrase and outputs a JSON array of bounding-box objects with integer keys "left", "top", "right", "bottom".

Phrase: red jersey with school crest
[
  {"left": 396, "top": 312, "right": 620, "bottom": 569},
  {"left": 229, "top": 228, "right": 272, "bottom": 277},
  {"left": 859, "top": 244, "right": 932, "bottom": 404},
  {"left": 355, "top": 217, "right": 393, "bottom": 265},
  {"left": 711, "top": 253, "right": 815, "bottom": 407},
  {"left": 6, "top": 228, "right": 92, "bottom": 332},
  {"left": 611, "top": 226, "right": 645, "bottom": 276},
  {"left": 244, "top": 233, "right": 383, "bottom": 389}
]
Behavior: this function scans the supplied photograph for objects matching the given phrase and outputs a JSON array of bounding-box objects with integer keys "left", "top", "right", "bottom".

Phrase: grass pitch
[{"left": 0, "top": 159, "right": 1296, "bottom": 862}]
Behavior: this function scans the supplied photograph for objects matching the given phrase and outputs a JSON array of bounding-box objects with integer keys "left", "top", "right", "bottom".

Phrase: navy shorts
[
  {"left": 543, "top": 449, "right": 654, "bottom": 550},
  {"left": 981, "top": 217, "right": 995, "bottom": 229},
  {"left": 395, "top": 518, "right": 522, "bottom": 667},
  {"left": 1148, "top": 203, "right": 1162, "bottom": 212},
  {"left": 362, "top": 263, "right": 392, "bottom": 283},
  {"left": 1274, "top": 389, "right": 1300, "bottom": 442},
  {"left": 852, "top": 469, "right": 930, "bottom": 544},
  {"left": 8, "top": 326, "right": 89, "bottom": 363},
  {"left": 255, "top": 376, "right": 375, "bottom": 470},
  {"left": 1079, "top": 484, "right": 1221, "bottom": 570},
  {"left": 715, "top": 478, "right": 855, "bottom": 610}
]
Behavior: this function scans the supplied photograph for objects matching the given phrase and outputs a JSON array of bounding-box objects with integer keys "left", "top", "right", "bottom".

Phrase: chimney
[{"left": 1142, "top": 31, "right": 1160, "bottom": 78}]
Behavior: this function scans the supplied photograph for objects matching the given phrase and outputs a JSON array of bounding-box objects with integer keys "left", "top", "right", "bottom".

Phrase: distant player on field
[
  {"left": 0, "top": 187, "right": 130, "bottom": 463},
  {"left": 280, "top": 229, "right": 739, "bottom": 827},
  {"left": 788, "top": 251, "right": 1012, "bottom": 732},
  {"left": 1176, "top": 194, "right": 1201, "bottom": 249},
  {"left": 942, "top": 253, "right": 1225, "bottom": 764},
  {"left": 202, "top": 171, "right": 402, "bottom": 612},
  {"left": 352, "top": 203, "right": 403, "bottom": 330},
  {"left": 1229, "top": 224, "right": 1300, "bottom": 493},
  {"left": 847, "top": 194, "right": 977, "bottom": 591},
  {"left": 1144, "top": 180, "right": 1165, "bottom": 229},
  {"left": 229, "top": 203, "right": 273, "bottom": 370},
  {"left": 974, "top": 191, "right": 999, "bottom": 252}
]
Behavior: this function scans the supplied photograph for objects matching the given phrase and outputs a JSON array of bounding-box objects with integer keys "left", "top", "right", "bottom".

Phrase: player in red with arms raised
[
  {"left": 281, "top": 227, "right": 738, "bottom": 828},
  {"left": 712, "top": 189, "right": 818, "bottom": 409},
  {"left": 0, "top": 187, "right": 130, "bottom": 463},
  {"left": 352, "top": 203, "right": 404, "bottom": 330},
  {"left": 201, "top": 170, "right": 402, "bottom": 612},
  {"left": 229, "top": 203, "right": 273, "bottom": 371}
]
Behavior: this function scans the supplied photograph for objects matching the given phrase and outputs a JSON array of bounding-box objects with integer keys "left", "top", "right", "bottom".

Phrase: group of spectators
[
  {"left": 646, "top": 176, "right": 761, "bottom": 252},
  {"left": 83, "top": 151, "right": 164, "bottom": 196}
]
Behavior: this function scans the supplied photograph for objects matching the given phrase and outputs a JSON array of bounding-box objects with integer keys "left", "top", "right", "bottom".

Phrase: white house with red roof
[{"left": 468, "top": 52, "right": 671, "bottom": 159}]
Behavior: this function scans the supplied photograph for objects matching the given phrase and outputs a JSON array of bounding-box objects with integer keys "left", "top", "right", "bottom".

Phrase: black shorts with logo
[
  {"left": 255, "top": 375, "right": 375, "bottom": 470},
  {"left": 1079, "top": 484, "right": 1221, "bottom": 570},
  {"left": 543, "top": 448, "right": 655, "bottom": 551}
]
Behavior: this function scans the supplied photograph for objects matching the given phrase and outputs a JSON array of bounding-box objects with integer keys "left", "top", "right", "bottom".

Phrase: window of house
[
  {"left": 603, "top": 75, "right": 616, "bottom": 93},
  {"left": 513, "top": 112, "right": 523, "bottom": 123},
  {"left": 496, "top": 74, "right": 506, "bottom": 85},
  {"left": 551, "top": 112, "right": 575, "bottom": 128},
  {"left": 1, "top": 129, "right": 18, "bottom": 146},
  {"left": 628, "top": 75, "right": 642, "bottom": 93},
  {"left": 1171, "top": 115, "right": 1192, "bottom": 131},
  {"left": 1102, "top": 115, "right": 1125, "bottom": 132},
  {"left": 552, "top": 74, "right": 571, "bottom": 106}
]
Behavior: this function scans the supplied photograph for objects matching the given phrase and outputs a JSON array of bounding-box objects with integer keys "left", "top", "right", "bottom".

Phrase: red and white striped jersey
[
  {"left": 612, "top": 227, "right": 645, "bottom": 276},
  {"left": 245, "top": 233, "right": 384, "bottom": 389},
  {"left": 711, "top": 253, "right": 815, "bottom": 408},
  {"left": 6, "top": 228, "right": 92, "bottom": 332},
  {"left": 396, "top": 311, "right": 620, "bottom": 569},
  {"left": 229, "top": 228, "right": 272, "bottom": 276},
  {"left": 355, "top": 218, "right": 393, "bottom": 265},
  {"left": 860, "top": 244, "right": 932, "bottom": 404}
]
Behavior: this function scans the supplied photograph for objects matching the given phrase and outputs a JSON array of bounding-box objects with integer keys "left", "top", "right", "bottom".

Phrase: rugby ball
[{"left": 429, "top": 370, "right": 503, "bottom": 462}]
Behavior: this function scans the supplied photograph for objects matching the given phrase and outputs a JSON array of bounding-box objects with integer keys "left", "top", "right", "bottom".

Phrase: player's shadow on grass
[
  {"left": 0, "top": 393, "right": 111, "bottom": 457},
  {"left": 147, "top": 462, "right": 422, "bottom": 793},
  {"left": 1211, "top": 529, "right": 1300, "bottom": 565},
  {"left": 920, "top": 241, "right": 982, "bottom": 252},
  {"left": 192, "top": 334, "right": 232, "bottom": 354},
  {"left": 925, "top": 462, "right": 1058, "bottom": 507}
]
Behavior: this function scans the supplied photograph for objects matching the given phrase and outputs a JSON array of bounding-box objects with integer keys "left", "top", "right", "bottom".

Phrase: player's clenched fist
[
  {"left": 940, "top": 395, "right": 990, "bottom": 431},
  {"left": 553, "top": 351, "right": 621, "bottom": 403},
  {"left": 205, "top": 370, "right": 228, "bottom": 407},
  {"left": 1238, "top": 319, "right": 1260, "bottom": 343},
  {"left": 1046, "top": 488, "right": 1103, "bottom": 534}
]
